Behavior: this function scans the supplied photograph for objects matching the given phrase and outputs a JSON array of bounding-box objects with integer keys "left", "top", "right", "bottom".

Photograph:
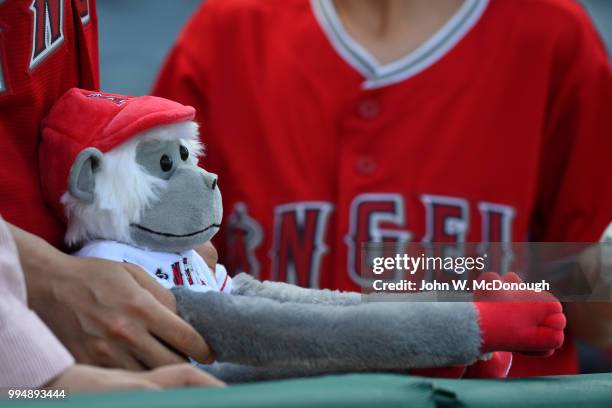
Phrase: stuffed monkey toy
[{"left": 39, "top": 89, "right": 566, "bottom": 382}]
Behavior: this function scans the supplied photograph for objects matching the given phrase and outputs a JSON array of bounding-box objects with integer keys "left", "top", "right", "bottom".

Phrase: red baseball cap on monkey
[{"left": 40, "top": 87, "right": 196, "bottom": 223}]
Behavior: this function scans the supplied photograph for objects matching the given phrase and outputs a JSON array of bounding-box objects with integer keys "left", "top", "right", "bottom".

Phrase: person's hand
[
  {"left": 46, "top": 364, "right": 224, "bottom": 392},
  {"left": 10, "top": 223, "right": 214, "bottom": 370},
  {"left": 195, "top": 241, "right": 218, "bottom": 271},
  {"left": 28, "top": 254, "right": 213, "bottom": 370},
  {"left": 565, "top": 244, "right": 612, "bottom": 347}
]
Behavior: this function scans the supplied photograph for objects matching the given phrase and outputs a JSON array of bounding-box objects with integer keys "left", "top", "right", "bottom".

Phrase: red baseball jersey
[
  {"left": 153, "top": 0, "right": 612, "bottom": 376},
  {"left": 0, "top": 0, "right": 99, "bottom": 248}
]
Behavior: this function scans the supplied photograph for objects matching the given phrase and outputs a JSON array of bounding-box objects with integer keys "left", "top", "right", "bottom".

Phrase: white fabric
[
  {"left": 0, "top": 217, "right": 74, "bottom": 388},
  {"left": 74, "top": 240, "right": 232, "bottom": 294},
  {"left": 310, "top": 0, "right": 489, "bottom": 89}
]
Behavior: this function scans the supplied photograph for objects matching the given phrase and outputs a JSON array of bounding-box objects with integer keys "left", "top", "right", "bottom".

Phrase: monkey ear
[{"left": 68, "top": 147, "right": 103, "bottom": 202}]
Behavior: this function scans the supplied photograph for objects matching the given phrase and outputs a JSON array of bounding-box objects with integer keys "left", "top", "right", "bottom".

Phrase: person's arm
[
  {"left": 529, "top": 5, "right": 612, "bottom": 346},
  {"left": 564, "top": 239, "right": 612, "bottom": 347},
  {"left": 152, "top": 0, "right": 216, "bottom": 140},
  {"left": 1, "top": 217, "right": 223, "bottom": 390},
  {"left": 45, "top": 364, "right": 225, "bottom": 392},
  {"left": 7, "top": 223, "right": 213, "bottom": 370},
  {"left": 0, "top": 217, "right": 73, "bottom": 388}
]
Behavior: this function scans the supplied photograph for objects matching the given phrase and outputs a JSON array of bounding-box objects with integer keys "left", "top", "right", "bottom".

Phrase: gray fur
[
  {"left": 231, "top": 273, "right": 450, "bottom": 304},
  {"left": 174, "top": 287, "right": 482, "bottom": 375},
  {"left": 231, "top": 273, "right": 362, "bottom": 305},
  {"left": 130, "top": 140, "right": 221, "bottom": 252},
  {"left": 68, "top": 147, "right": 103, "bottom": 202},
  {"left": 136, "top": 139, "right": 185, "bottom": 181}
]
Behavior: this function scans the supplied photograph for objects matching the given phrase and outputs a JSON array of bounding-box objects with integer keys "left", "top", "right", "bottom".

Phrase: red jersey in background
[
  {"left": 0, "top": 0, "right": 99, "bottom": 248},
  {"left": 155, "top": 0, "right": 612, "bottom": 375}
]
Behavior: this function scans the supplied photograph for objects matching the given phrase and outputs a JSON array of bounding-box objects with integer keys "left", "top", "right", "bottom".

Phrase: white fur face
[{"left": 62, "top": 121, "right": 204, "bottom": 248}]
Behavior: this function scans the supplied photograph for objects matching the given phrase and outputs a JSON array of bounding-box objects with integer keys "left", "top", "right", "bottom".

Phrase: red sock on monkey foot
[{"left": 475, "top": 272, "right": 566, "bottom": 356}]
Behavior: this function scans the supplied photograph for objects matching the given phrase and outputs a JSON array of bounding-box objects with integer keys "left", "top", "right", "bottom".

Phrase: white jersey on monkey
[
  {"left": 75, "top": 240, "right": 232, "bottom": 293},
  {"left": 42, "top": 90, "right": 230, "bottom": 294},
  {"left": 39, "top": 88, "right": 566, "bottom": 382}
]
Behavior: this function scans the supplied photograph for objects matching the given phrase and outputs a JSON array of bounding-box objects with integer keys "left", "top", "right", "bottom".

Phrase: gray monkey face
[{"left": 130, "top": 139, "right": 222, "bottom": 252}]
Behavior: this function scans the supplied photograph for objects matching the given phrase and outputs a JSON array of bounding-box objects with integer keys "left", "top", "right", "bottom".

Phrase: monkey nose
[{"left": 202, "top": 172, "right": 218, "bottom": 190}]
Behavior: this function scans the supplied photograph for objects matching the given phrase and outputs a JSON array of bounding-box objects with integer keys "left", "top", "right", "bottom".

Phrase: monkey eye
[
  {"left": 179, "top": 145, "right": 189, "bottom": 161},
  {"left": 160, "top": 154, "right": 173, "bottom": 172}
]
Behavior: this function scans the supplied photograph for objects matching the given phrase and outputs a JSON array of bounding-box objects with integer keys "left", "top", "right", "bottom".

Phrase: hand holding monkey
[
  {"left": 39, "top": 89, "right": 565, "bottom": 382},
  {"left": 9, "top": 223, "right": 213, "bottom": 370}
]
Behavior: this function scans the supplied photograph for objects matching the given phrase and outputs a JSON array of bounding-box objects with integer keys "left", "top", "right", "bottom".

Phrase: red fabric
[
  {"left": 409, "top": 351, "right": 513, "bottom": 379},
  {"left": 477, "top": 302, "right": 565, "bottom": 355},
  {"left": 415, "top": 272, "right": 565, "bottom": 379},
  {"left": 153, "top": 0, "right": 612, "bottom": 376},
  {"left": 475, "top": 273, "right": 565, "bottom": 356},
  {"left": 39, "top": 88, "right": 195, "bottom": 221},
  {"left": 0, "top": 0, "right": 99, "bottom": 248},
  {"left": 410, "top": 366, "right": 466, "bottom": 379},
  {"left": 510, "top": 339, "right": 578, "bottom": 377},
  {"left": 464, "top": 352, "right": 513, "bottom": 379}
]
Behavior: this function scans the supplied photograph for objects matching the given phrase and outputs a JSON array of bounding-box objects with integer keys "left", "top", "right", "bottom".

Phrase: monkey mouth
[{"left": 130, "top": 223, "right": 221, "bottom": 238}]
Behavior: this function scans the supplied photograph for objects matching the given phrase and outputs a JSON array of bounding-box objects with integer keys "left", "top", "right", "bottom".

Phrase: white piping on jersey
[{"left": 310, "top": 0, "right": 489, "bottom": 89}]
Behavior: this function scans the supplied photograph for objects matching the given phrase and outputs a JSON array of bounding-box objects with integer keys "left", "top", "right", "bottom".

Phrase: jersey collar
[{"left": 311, "top": 0, "right": 489, "bottom": 89}]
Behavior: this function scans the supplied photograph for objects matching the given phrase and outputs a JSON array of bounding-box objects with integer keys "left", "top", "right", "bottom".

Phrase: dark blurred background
[{"left": 97, "top": 0, "right": 612, "bottom": 95}]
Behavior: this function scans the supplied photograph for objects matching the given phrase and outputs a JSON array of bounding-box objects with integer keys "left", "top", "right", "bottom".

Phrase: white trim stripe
[
  {"left": 311, "top": 0, "right": 489, "bottom": 89},
  {"left": 311, "top": 0, "right": 376, "bottom": 78}
]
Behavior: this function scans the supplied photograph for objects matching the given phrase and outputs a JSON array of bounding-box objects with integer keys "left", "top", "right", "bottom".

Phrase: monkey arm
[
  {"left": 230, "top": 272, "right": 459, "bottom": 304},
  {"left": 173, "top": 287, "right": 482, "bottom": 372},
  {"left": 196, "top": 362, "right": 360, "bottom": 383},
  {"left": 230, "top": 273, "right": 362, "bottom": 304}
]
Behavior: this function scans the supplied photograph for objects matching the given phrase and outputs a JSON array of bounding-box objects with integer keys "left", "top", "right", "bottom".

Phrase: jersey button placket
[
  {"left": 354, "top": 93, "right": 381, "bottom": 176},
  {"left": 355, "top": 156, "right": 377, "bottom": 176},
  {"left": 356, "top": 97, "right": 380, "bottom": 120}
]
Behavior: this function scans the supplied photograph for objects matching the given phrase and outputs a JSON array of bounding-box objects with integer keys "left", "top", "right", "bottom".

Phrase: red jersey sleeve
[
  {"left": 0, "top": 0, "right": 99, "bottom": 247},
  {"left": 152, "top": 2, "right": 216, "bottom": 131},
  {"left": 531, "top": 4, "right": 612, "bottom": 242},
  {"left": 153, "top": 44, "right": 208, "bottom": 116}
]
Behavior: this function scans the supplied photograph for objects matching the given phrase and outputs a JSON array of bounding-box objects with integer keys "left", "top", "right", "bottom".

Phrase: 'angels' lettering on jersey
[{"left": 225, "top": 193, "right": 515, "bottom": 289}]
